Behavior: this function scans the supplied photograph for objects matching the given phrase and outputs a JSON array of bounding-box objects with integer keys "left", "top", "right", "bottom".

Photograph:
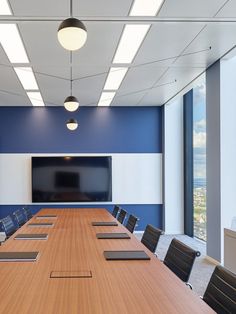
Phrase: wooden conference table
[{"left": 0, "top": 208, "right": 214, "bottom": 314}]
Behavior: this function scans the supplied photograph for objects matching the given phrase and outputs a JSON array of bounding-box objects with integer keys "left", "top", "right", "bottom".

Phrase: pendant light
[
  {"left": 64, "top": 55, "right": 79, "bottom": 112},
  {"left": 66, "top": 118, "right": 78, "bottom": 131},
  {"left": 58, "top": 0, "right": 87, "bottom": 51}
]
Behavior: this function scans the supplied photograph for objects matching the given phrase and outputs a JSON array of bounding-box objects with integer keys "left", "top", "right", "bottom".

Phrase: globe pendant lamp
[
  {"left": 58, "top": 17, "right": 87, "bottom": 51},
  {"left": 58, "top": 0, "right": 87, "bottom": 51},
  {"left": 64, "top": 95, "right": 79, "bottom": 112},
  {"left": 64, "top": 63, "right": 79, "bottom": 112},
  {"left": 66, "top": 118, "right": 78, "bottom": 131}
]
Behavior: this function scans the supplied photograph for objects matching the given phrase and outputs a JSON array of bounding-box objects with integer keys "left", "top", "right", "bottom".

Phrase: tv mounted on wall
[{"left": 32, "top": 156, "right": 112, "bottom": 202}]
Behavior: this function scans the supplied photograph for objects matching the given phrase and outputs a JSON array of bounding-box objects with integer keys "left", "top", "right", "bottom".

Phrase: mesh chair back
[
  {"left": 141, "top": 224, "right": 163, "bottom": 253},
  {"left": 23, "top": 207, "right": 33, "bottom": 220},
  {"left": 125, "top": 214, "right": 138, "bottom": 233},
  {"left": 163, "top": 238, "right": 200, "bottom": 283},
  {"left": 117, "top": 209, "right": 127, "bottom": 224},
  {"left": 0, "top": 215, "right": 17, "bottom": 237},
  {"left": 13, "top": 209, "right": 27, "bottom": 227},
  {"left": 203, "top": 265, "right": 236, "bottom": 314},
  {"left": 112, "top": 205, "right": 120, "bottom": 218}
]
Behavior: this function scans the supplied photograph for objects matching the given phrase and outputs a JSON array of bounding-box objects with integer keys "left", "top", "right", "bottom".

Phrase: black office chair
[
  {"left": 112, "top": 205, "right": 120, "bottom": 218},
  {"left": 117, "top": 208, "right": 127, "bottom": 224},
  {"left": 23, "top": 207, "right": 33, "bottom": 220},
  {"left": 141, "top": 224, "right": 163, "bottom": 255},
  {"left": 13, "top": 209, "right": 27, "bottom": 227},
  {"left": 163, "top": 238, "right": 200, "bottom": 289},
  {"left": 202, "top": 265, "right": 236, "bottom": 313},
  {"left": 125, "top": 214, "right": 138, "bottom": 233},
  {"left": 0, "top": 215, "right": 17, "bottom": 238}
]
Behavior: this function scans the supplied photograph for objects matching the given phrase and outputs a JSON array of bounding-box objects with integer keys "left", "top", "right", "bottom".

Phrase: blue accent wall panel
[
  {"left": 0, "top": 205, "right": 163, "bottom": 231},
  {"left": 0, "top": 107, "right": 162, "bottom": 153}
]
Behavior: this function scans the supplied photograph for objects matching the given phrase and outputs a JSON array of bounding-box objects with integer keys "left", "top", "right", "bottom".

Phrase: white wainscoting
[{"left": 0, "top": 153, "right": 162, "bottom": 205}]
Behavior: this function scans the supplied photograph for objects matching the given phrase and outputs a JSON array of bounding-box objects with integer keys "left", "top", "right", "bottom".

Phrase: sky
[{"left": 193, "top": 75, "right": 206, "bottom": 179}]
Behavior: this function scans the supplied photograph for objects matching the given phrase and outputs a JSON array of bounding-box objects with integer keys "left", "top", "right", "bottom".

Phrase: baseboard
[{"left": 205, "top": 255, "right": 221, "bottom": 265}]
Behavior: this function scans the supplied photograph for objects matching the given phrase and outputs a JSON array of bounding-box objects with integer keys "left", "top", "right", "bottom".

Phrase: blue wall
[
  {"left": 0, "top": 106, "right": 163, "bottom": 231},
  {"left": 0, "top": 204, "right": 162, "bottom": 231},
  {"left": 0, "top": 106, "right": 162, "bottom": 153}
]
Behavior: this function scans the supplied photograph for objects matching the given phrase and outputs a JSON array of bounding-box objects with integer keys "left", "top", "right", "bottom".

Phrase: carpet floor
[{"left": 134, "top": 233, "right": 216, "bottom": 297}]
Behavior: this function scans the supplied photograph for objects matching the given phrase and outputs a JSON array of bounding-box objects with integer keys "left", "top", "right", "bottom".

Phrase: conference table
[{"left": 0, "top": 208, "right": 214, "bottom": 313}]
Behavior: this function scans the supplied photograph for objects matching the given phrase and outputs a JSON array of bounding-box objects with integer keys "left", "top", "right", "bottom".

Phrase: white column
[
  {"left": 164, "top": 97, "right": 184, "bottom": 234},
  {"left": 206, "top": 57, "right": 236, "bottom": 263}
]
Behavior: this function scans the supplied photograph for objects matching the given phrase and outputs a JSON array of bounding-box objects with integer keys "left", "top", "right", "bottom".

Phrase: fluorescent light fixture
[
  {"left": 0, "top": 0, "right": 12, "bottom": 15},
  {"left": 27, "top": 92, "right": 45, "bottom": 107},
  {"left": 104, "top": 67, "right": 128, "bottom": 90},
  {"left": 14, "top": 67, "right": 38, "bottom": 90},
  {"left": 113, "top": 24, "right": 150, "bottom": 64},
  {"left": 0, "top": 24, "right": 29, "bottom": 63},
  {"left": 97, "top": 92, "right": 116, "bottom": 106},
  {"left": 130, "top": 0, "right": 164, "bottom": 16}
]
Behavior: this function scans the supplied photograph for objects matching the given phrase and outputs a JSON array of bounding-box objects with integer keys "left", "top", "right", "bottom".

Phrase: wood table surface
[{"left": 0, "top": 208, "right": 214, "bottom": 314}]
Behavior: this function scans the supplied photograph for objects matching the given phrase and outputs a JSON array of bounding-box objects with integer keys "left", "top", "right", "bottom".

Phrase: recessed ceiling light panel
[
  {"left": 113, "top": 24, "right": 150, "bottom": 64},
  {"left": 27, "top": 92, "right": 45, "bottom": 107},
  {"left": 14, "top": 67, "right": 39, "bottom": 90},
  {"left": 0, "top": 24, "right": 29, "bottom": 63},
  {"left": 104, "top": 67, "right": 128, "bottom": 90},
  {"left": 97, "top": 92, "right": 116, "bottom": 106},
  {"left": 0, "top": 0, "right": 12, "bottom": 15},
  {"left": 130, "top": 0, "right": 164, "bottom": 16}
]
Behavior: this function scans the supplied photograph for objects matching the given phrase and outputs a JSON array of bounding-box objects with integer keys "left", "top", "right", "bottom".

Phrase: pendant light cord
[
  {"left": 70, "top": 0, "right": 73, "bottom": 17},
  {"left": 70, "top": 51, "right": 72, "bottom": 96}
]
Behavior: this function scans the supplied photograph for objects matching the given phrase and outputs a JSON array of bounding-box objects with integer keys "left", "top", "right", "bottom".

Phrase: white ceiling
[{"left": 0, "top": 0, "right": 236, "bottom": 107}]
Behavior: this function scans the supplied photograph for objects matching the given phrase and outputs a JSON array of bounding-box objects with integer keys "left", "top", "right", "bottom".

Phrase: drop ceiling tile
[
  {"left": 0, "top": 92, "right": 31, "bottom": 106},
  {"left": 143, "top": 66, "right": 204, "bottom": 105},
  {"left": 18, "top": 22, "right": 69, "bottom": 67},
  {"left": 73, "top": 22, "right": 124, "bottom": 66},
  {"left": 73, "top": 72, "right": 107, "bottom": 106},
  {"left": 174, "top": 23, "right": 236, "bottom": 66},
  {"left": 111, "top": 91, "right": 147, "bottom": 107},
  {"left": 74, "top": 0, "right": 133, "bottom": 17},
  {"left": 10, "top": 0, "right": 69, "bottom": 17},
  {"left": 215, "top": 1, "right": 236, "bottom": 18},
  {"left": 0, "top": 65, "right": 27, "bottom": 94},
  {"left": 118, "top": 64, "right": 168, "bottom": 95},
  {"left": 159, "top": 0, "right": 227, "bottom": 18},
  {"left": 36, "top": 75, "right": 68, "bottom": 107},
  {"left": 0, "top": 45, "right": 13, "bottom": 65},
  {"left": 133, "top": 23, "right": 206, "bottom": 66}
]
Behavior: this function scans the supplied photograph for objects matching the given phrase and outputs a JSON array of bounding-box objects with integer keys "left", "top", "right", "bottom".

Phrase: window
[{"left": 193, "top": 75, "right": 206, "bottom": 241}]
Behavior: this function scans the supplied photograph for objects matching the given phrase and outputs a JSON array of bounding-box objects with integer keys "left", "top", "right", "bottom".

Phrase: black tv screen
[{"left": 32, "top": 156, "right": 112, "bottom": 202}]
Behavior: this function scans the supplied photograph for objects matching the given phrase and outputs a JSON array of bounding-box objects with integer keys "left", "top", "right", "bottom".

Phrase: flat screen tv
[{"left": 32, "top": 156, "right": 112, "bottom": 202}]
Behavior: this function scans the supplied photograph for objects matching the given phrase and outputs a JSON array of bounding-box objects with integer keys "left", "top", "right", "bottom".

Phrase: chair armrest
[{"left": 186, "top": 282, "right": 193, "bottom": 290}]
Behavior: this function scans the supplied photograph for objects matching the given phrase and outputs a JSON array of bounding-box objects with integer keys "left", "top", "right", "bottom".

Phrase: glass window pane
[{"left": 193, "top": 74, "right": 206, "bottom": 241}]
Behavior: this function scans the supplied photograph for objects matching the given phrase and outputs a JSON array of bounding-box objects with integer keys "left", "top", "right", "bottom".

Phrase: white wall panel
[
  {"left": 0, "top": 153, "right": 162, "bottom": 205},
  {"left": 112, "top": 154, "right": 162, "bottom": 204},
  {"left": 164, "top": 97, "right": 184, "bottom": 234},
  {"left": 0, "top": 154, "right": 31, "bottom": 204}
]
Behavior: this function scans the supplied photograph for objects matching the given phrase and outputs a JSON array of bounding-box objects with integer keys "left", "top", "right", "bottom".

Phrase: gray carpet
[{"left": 134, "top": 233, "right": 216, "bottom": 296}]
